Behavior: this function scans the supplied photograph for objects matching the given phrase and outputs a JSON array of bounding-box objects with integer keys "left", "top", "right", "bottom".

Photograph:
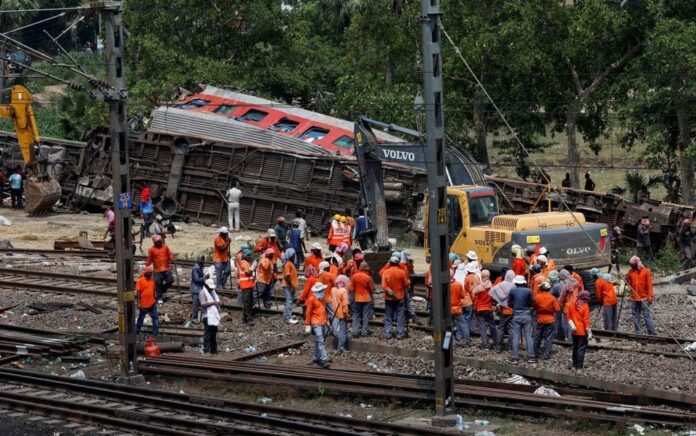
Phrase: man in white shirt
[
  {"left": 295, "top": 209, "right": 307, "bottom": 239},
  {"left": 226, "top": 182, "right": 242, "bottom": 232}
]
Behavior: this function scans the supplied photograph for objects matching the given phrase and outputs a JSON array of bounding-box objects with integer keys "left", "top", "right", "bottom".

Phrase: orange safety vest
[
  {"left": 238, "top": 260, "right": 255, "bottom": 290},
  {"left": 328, "top": 220, "right": 344, "bottom": 245}
]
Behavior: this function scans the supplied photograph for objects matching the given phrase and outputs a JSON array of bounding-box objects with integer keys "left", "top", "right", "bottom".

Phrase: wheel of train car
[{"left": 159, "top": 197, "right": 178, "bottom": 217}]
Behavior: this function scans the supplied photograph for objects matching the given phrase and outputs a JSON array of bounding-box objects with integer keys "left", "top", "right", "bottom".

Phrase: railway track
[
  {"left": 139, "top": 355, "right": 696, "bottom": 428},
  {"left": 0, "top": 248, "right": 197, "bottom": 267},
  {"left": 0, "top": 368, "right": 439, "bottom": 435}
]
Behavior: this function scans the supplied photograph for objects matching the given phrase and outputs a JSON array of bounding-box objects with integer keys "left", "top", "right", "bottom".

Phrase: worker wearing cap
[
  {"left": 199, "top": 278, "right": 222, "bottom": 355},
  {"left": 344, "top": 208, "right": 356, "bottom": 243},
  {"left": 145, "top": 235, "right": 175, "bottom": 302},
  {"left": 332, "top": 275, "right": 350, "bottom": 352},
  {"left": 299, "top": 264, "right": 320, "bottom": 318},
  {"left": 305, "top": 282, "right": 330, "bottom": 368},
  {"left": 288, "top": 219, "right": 305, "bottom": 267},
  {"left": 305, "top": 243, "right": 324, "bottom": 274},
  {"left": 238, "top": 251, "right": 256, "bottom": 325},
  {"left": 379, "top": 251, "right": 402, "bottom": 277},
  {"left": 185, "top": 255, "right": 207, "bottom": 328},
  {"left": 151, "top": 214, "right": 168, "bottom": 239},
  {"left": 529, "top": 263, "right": 544, "bottom": 297},
  {"left": 283, "top": 248, "right": 299, "bottom": 325},
  {"left": 533, "top": 281, "right": 560, "bottom": 359},
  {"left": 213, "top": 227, "right": 232, "bottom": 289},
  {"left": 382, "top": 256, "right": 410, "bottom": 340},
  {"left": 275, "top": 216, "right": 288, "bottom": 251},
  {"left": 508, "top": 275, "right": 536, "bottom": 363},
  {"left": 350, "top": 262, "right": 375, "bottom": 338},
  {"left": 525, "top": 245, "right": 537, "bottom": 272},
  {"left": 595, "top": 273, "right": 618, "bottom": 331},
  {"left": 400, "top": 250, "right": 421, "bottom": 326},
  {"left": 327, "top": 214, "right": 344, "bottom": 252},
  {"left": 511, "top": 245, "right": 527, "bottom": 277},
  {"left": 566, "top": 290, "right": 592, "bottom": 369},
  {"left": 254, "top": 228, "right": 282, "bottom": 263},
  {"left": 538, "top": 247, "right": 556, "bottom": 273},
  {"left": 626, "top": 256, "right": 656, "bottom": 335},
  {"left": 339, "top": 215, "right": 352, "bottom": 247},
  {"left": 679, "top": 218, "right": 694, "bottom": 269},
  {"left": 608, "top": 226, "right": 622, "bottom": 275},
  {"left": 135, "top": 266, "right": 159, "bottom": 336},
  {"left": 343, "top": 249, "right": 363, "bottom": 277},
  {"left": 256, "top": 248, "right": 276, "bottom": 309}
]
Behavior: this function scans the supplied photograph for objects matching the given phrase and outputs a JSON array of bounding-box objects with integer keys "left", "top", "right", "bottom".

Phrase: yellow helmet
[
  {"left": 339, "top": 216, "right": 348, "bottom": 223},
  {"left": 333, "top": 214, "right": 342, "bottom": 221}
]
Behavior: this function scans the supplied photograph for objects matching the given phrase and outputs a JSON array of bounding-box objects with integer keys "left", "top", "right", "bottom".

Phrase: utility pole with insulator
[
  {"left": 419, "top": 0, "right": 455, "bottom": 418},
  {"left": 100, "top": 0, "right": 140, "bottom": 384}
]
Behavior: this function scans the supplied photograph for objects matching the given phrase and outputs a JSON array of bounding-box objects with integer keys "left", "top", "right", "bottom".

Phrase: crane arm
[{"left": 0, "top": 85, "right": 41, "bottom": 165}]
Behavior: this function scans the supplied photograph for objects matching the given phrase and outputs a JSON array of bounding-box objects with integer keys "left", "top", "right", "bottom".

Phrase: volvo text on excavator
[
  {"left": 0, "top": 85, "right": 61, "bottom": 214},
  {"left": 353, "top": 116, "right": 610, "bottom": 276}
]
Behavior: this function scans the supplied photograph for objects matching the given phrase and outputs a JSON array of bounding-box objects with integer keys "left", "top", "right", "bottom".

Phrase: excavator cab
[{"left": 0, "top": 85, "right": 61, "bottom": 214}]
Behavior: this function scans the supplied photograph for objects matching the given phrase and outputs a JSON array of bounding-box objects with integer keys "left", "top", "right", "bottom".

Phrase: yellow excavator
[{"left": 0, "top": 85, "right": 61, "bottom": 214}]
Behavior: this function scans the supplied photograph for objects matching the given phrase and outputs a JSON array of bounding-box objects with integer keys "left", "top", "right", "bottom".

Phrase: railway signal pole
[
  {"left": 101, "top": 0, "right": 140, "bottom": 383},
  {"left": 420, "top": 0, "right": 455, "bottom": 416}
]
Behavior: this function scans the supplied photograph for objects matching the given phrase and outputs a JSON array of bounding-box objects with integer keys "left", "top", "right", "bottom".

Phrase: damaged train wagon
[{"left": 53, "top": 106, "right": 431, "bottom": 241}]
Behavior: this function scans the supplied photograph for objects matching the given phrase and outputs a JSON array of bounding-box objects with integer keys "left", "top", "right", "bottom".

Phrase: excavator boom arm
[{"left": 0, "top": 85, "right": 41, "bottom": 164}]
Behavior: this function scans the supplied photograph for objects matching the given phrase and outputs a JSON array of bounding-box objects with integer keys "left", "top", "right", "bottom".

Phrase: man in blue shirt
[
  {"left": 185, "top": 255, "right": 207, "bottom": 328},
  {"left": 139, "top": 188, "right": 154, "bottom": 237},
  {"left": 354, "top": 208, "right": 370, "bottom": 249},
  {"left": 288, "top": 219, "right": 305, "bottom": 266},
  {"left": 8, "top": 170, "right": 22, "bottom": 209},
  {"left": 508, "top": 275, "right": 536, "bottom": 363}
]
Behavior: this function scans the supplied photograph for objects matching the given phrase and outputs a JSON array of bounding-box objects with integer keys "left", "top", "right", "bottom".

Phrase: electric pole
[
  {"left": 101, "top": 0, "right": 140, "bottom": 383},
  {"left": 420, "top": 0, "right": 455, "bottom": 417}
]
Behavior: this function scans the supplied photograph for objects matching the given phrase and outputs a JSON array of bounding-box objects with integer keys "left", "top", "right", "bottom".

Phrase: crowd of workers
[{"left": 129, "top": 206, "right": 657, "bottom": 369}]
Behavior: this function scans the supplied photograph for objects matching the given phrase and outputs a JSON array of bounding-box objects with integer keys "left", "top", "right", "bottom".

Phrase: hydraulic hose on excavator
[{"left": 0, "top": 85, "right": 61, "bottom": 214}]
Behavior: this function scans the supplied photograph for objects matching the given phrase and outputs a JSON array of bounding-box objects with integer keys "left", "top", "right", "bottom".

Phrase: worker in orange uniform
[
  {"left": 533, "top": 281, "right": 560, "bottom": 359},
  {"left": 344, "top": 208, "right": 356, "bottom": 245},
  {"left": 538, "top": 247, "right": 556, "bottom": 272},
  {"left": 238, "top": 251, "right": 256, "bottom": 326},
  {"left": 350, "top": 263, "right": 375, "bottom": 337},
  {"left": 462, "top": 262, "right": 480, "bottom": 347},
  {"left": 332, "top": 275, "right": 350, "bottom": 352},
  {"left": 304, "top": 243, "right": 324, "bottom": 275},
  {"left": 557, "top": 268, "right": 580, "bottom": 341},
  {"left": 594, "top": 273, "right": 619, "bottom": 331},
  {"left": 473, "top": 269, "right": 496, "bottom": 349},
  {"left": 145, "top": 235, "right": 174, "bottom": 303},
  {"left": 343, "top": 249, "right": 363, "bottom": 277},
  {"left": 298, "top": 265, "right": 320, "bottom": 318},
  {"left": 213, "top": 227, "right": 231, "bottom": 289},
  {"left": 318, "top": 260, "right": 338, "bottom": 335},
  {"left": 511, "top": 245, "right": 527, "bottom": 277},
  {"left": 491, "top": 269, "right": 515, "bottom": 352},
  {"left": 256, "top": 248, "right": 275, "bottom": 309},
  {"left": 304, "top": 282, "right": 330, "bottom": 368},
  {"left": 327, "top": 214, "right": 344, "bottom": 252},
  {"left": 529, "top": 264, "right": 544, "bottom": 297},
  {"left": 566, "top": 290, "right": 592, "bottom": 369},
  {"left": 340, "top": 215, "right": 353, "bottom": 247},
  {"left": 381, "top": 256, "right": 410, "bottom": 339},
  {"left": 283, "top": 248, "right": 299, "bottom": 325},
  {"left": 626, "top": 256, "right": 656, "bottom": 335},
  {"left": 135, "top": 266, "right": 159, "bottom": 336},
  {"left": 450, "top": 270, "right": 467, "bottom": 342},
  {"left": 254, "top": 229, "right": 282, "bottom": 262}
]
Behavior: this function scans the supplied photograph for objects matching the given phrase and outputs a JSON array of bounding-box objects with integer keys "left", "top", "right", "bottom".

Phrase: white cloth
[
  {"left": 227, "top": 187, "right": 242, "bottom": 204},
  {"left": 228, "top": 203, "right": 240, "bottom": 231},
  {"left": 199, "top": 287, "right": 221, "bottom": 326},
  {"left": 296, "top": 217, "right": 307, "bottom": 239}
]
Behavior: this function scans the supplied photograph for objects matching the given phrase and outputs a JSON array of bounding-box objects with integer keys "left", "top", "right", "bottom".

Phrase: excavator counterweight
[{"left": 0, "top": 85, "right": 61, "bottom": 214}]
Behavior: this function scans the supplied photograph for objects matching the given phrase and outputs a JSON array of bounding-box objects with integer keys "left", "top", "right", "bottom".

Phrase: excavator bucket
[{"left": 25, "top": 177, "right": 61, "bottom": 215}]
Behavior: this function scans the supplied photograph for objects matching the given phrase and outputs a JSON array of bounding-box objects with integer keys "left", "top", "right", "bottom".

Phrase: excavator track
[{"left": 24, "top": 177, "right": 61, "bottom": 215}]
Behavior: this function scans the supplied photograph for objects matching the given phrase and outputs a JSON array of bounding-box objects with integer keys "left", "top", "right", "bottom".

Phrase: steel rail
[
  {"left": 0, "top": 368, "right": 442, "bottom": 435},
  {"left": 139, "top": 356, "right": 696, "bottom": 427}
]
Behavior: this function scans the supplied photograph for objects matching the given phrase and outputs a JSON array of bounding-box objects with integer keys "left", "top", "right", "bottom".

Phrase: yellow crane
[{"left": 0, "top": 85, "right": 61, "bottom": 214}]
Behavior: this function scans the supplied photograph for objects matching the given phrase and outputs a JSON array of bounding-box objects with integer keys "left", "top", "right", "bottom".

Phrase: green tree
[{"left": 614, "top": 1, "right": 696, "bottom": 204}]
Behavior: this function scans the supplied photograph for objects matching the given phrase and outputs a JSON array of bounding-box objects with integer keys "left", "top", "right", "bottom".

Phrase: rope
[{"left": 439, "top": 21, "right": 693, "bottom": 361}]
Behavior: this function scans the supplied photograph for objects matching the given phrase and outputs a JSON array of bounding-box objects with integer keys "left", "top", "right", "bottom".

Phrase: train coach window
[
  {"left": 214, "top": 104, "right": 237, "bottom": 115},
  {"left": 334, "top": 135, "right": 354, "bottom": 149},
  {"left": 300, "top": 127, "right": 329, "bottom": 142},
  {"left": 236, "top": 109, "right": 268, "bottom": 122},
  {"left": 175, "top": 99, "right": 210, "bottom": 110},
  {"left": 269, "top": 118, "right": 300, "bottom": 132}
]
